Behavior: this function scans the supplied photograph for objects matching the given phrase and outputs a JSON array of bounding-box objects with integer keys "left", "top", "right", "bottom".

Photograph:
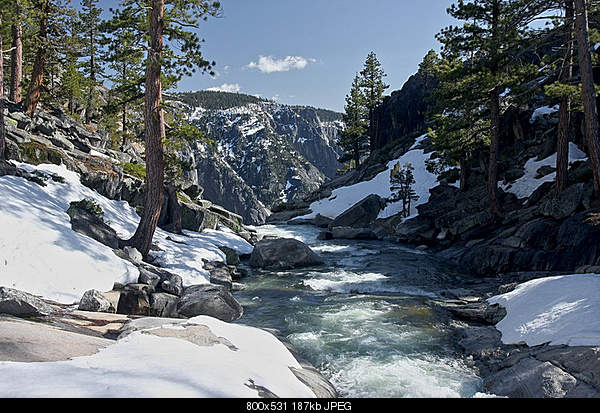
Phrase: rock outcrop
[{"left": 249, "top": 238, "right": 324, "bottom": 270}]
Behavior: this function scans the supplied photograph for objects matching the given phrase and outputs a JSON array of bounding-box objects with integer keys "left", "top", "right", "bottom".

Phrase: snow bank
[
  {"left": 501, "top": 143, "right": 588, "bottom": 199},
  {"left": 530, "top": 105, "right": 559, "bottom": 124},
  {"left": 488, "top": 273, "right": 600, "bottom": 347},
  {"left": 0, "top": 316, "right": 315, "bottom": 398},
  {"left": 293, "top": 134, "right": 453, "bottom": 222},
  {"left": 0, "top": 162, "right": 253, "bottom": 303}
]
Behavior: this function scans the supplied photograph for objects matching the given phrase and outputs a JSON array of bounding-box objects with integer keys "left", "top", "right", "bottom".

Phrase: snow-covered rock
[
  {"left": 0, "top": 162, "right": 253, "bottom": 304},
  {"left": 0, "top": 315, "right": 325, "bottom": 398},
  {"left": 488, "top": 273, "right": 600, "bottom": 347}
]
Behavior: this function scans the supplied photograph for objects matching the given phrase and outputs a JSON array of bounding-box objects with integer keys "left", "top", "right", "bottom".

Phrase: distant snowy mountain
[{"left": 173, "top": 91, "right": 344, "bottom": 225}]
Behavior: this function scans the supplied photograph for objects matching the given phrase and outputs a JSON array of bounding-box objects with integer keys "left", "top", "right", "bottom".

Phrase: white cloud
[
  {"left": 205, "top": 83, "right": 242, "bottom": 93},
  {"left": 246, "top": 55, "right": 316, "bottom": 73}
]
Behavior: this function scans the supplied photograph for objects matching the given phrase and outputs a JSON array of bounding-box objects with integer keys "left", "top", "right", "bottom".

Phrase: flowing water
[{"left": 234, "top": 224, "right": 487, "bottom": 398}]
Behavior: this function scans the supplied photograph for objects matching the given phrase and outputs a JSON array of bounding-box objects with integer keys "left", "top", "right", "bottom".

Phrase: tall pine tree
[
  {"left": 119, "top": 0, "right": 221, "bottom": 258},
  {"left": 359, "top": 51, "right": 389, "bottom": 149},
  {"left": 437, "top": 0, "right": 547, "bottom": 218},
  {"left": 574, "top": 0, "right": 600, "bottom": 194},
  {"left": 338, "top": 74, "right": 369, "bottom": 169},
  {"left": 79, "top": 0, "right": 103, "bottom": 124}
]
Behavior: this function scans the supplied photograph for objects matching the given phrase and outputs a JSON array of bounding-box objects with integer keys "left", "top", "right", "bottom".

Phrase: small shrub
[
  {"left": 121, "top": 162, "right": 147, "bottom": 180},
  {"left": 70, "top": 198, "right": 104, "bottom": 218}
]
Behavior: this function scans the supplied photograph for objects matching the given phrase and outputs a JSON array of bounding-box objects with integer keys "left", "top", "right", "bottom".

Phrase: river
[{"left": 234, "top": 224, "right": 488, "bottom": 398}]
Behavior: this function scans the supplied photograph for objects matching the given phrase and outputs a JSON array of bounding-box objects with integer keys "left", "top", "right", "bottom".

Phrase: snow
[
  {"left": 530, "top": 105, "right": 559, "bottom": 123},
  {"left": 501, "top": 143, "right": 588, "bottom": 199},
  {"left": 0, "top": 316, "right": 315, "bottom": 398},
  {"left": 0, "top": 162, "right": 253, "bottom": 304},
  {"left": 292, "top": 134, "right": 454, "bottom": 222},
  {"left": 488, "top": 274, "right": 600, "bottom": 347}
]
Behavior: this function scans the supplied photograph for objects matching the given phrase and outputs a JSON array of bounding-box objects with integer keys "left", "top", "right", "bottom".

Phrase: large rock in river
[
  {"left": 329, "top": 194, "right": 386, "bottom": 228},
  {"left": 249, "top": 238, "right": 324, "bottom": 270},
  {"left": 177, "top": 284, "right": 243, "bottom": 322}
]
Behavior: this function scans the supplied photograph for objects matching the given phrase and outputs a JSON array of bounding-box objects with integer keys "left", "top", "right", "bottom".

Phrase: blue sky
[{"left": 98, "top": 0, "right": 457, "bottom": 112}]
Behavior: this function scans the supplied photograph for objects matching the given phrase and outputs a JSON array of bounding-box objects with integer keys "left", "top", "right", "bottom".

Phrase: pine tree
[
  {"left": 390, "top": 162, "right": 419, "bottom": 218},
  {"left": 79, "top": 0, "right": 103, "bottom": 124},
  {"left": 119, "top": 0, "right": 221, "bottom": 258},
  {"left": 9, "top": 0, "right": 24, "bottom": 104},
  {"left": 0, "top": 10, "right": 5, "bottom": 162},
  {"left": 551, "top": 1, "right": 576, "bottom": 194},
  {"left": 574, "top": 0, "right": 600, "bottom": 194},
  {"left": 437, "top": 0, "right": 547, "bottom": 218},
  {"left": 359, "top": 51, "right": 389, "bottom": 149},
  {"left": 101, "top": 4, "right": 146, "bottom": 141},
  {"left": 428, "top": 56, "right": 491, "bottom": 193},
  {"left": 24, "top": 0, "right": 70, "bottom": 117},
  {"left": 337, "top": 74, "right": 369, "bottom": 168}
]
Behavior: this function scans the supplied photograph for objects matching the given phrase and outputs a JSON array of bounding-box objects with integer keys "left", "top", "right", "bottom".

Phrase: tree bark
[
  {"left": 488, "top": 89, "right": 503, "bottom": 218},
  {"left": 85, "top": 27, "right": 95, "bottom": 124},
  {"left": 460, "top": 156, "right": 468, "bottom": 192},
  {"left": 574, "top": 0, "right": 600, "bottom": 194},
  {"left": 557, "top": 0, "right": 575, "bottom": 195},
  {"left": 0, "top": 12, "right": 6, "bottom": 161},
  {"left": 25, "top": 1, "right": 49, "bottom": 118},
  {"left": 9, "top": 2, "right": 23, "bottom": 104},
  {"left": 122, "top": 0, "right": 165, "bottom": 258},
  {"left": 487, "top": 0, "right": 503, "bottom": 219}
]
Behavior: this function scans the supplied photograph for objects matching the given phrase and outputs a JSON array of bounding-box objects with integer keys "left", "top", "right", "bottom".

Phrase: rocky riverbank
[{"left": 429, "top": 274, "right": 600, "bottom": 398}]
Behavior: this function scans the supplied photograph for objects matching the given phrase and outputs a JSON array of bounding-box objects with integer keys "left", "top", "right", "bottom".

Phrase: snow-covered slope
[
  {"left": 501, "top": 143, "right": 588, "bottom": 199},
  {"left": 488, "top": 273, "right": 600, "bottom": 347},
  {"left": 293, "top": 135, "right": 456, "bottom": 222},
  {"left": 0, "top": 162, "right": 252, "bottom": 304}
]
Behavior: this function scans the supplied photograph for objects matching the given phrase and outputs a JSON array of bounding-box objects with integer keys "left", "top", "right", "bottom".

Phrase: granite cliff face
[{"left": 175, "top": 92, "right": 344, "bottom": 225}]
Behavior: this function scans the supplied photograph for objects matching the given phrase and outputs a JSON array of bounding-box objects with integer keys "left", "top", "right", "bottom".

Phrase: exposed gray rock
[
  {"left": 329, "top": 194, "right": 386, "bottom": 229},
  {"left": 0, "top": 287, "right": 56, "bottom": 317},
  {"left": 330, "top": 226, "right": 380, "bottom": 240},
  {"left": 456, "top": 325, "right": 504, "bottom": 360},
  {"left": 207, "top": 264, "right": 234, "bottom": 291},
  {"left": 0, "top": 316, "right": 113, "bottom": 362},
  {"left": 149, "top": 293, "right": 180, "bottom": 318},
  {"left": 137, "top": 267, "right": 161, "bottom": 288},
  {"left": 116, "top": 284, "right": 153, "bottom": 316},
  {"left": 66, "top": 205, "right": 120, "bottom": 249},
  {"left": 159, "top": 273, "right": 184, "bottom": 297},
  {"left": 177, "top": 284, "right": 243, "bottom": 322},
  {"left": 219, "top": 246, "right": 240, "bottom": 266},
  {"left": 78, "top": 290, "right": 115, "bottom": 313},
  {"left": 249, "top": 238, "right": 324, "bottom": 270},
  {"left": 180, "top": 202, "right": 219, "bottom": 232},
  {"left": 138, "top": 264, "right": 184, "bottom": 297},
  {"left": 445, "top": 302, "right": 507, "bottom": 325},
  {"left": 484, "top": 357, "right": 579, "bottom": 398},
  {"left": 540, "top": 183, "right": 590, "bottom": 220},
  {"left": 534, "top": 346, "right": 600, "bottom": 390}
]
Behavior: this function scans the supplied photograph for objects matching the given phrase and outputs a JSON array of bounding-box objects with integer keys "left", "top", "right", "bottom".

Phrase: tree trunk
[
  {"left": 487, "top": 0, "right": 503, "bottom": 219},
  {"left": 460, "top": 156, "right": 469, "bottom": 192},
  {"left": 488, "top": 89, "right": 503, "bottom": 218},
  {"left": 122, "top": 0, "right": 165, "bottom": 258},
  {"left": 85, "top": 28, "right": 95, "bottom": 124},
  {"left": 574, "top": 0, "right": 600, "bottom": 194},
  {"left": 557, "top": 0, "right": 575, "bottom": 195},
  {"left": 9, "top": 2, "right": 23, "bottom": 104},
  {"left": 25, "top": 2, "right": 49, "bottom": 118},
  {"left": 0, "top": 12, "right": 6, "bottom": 161}
]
